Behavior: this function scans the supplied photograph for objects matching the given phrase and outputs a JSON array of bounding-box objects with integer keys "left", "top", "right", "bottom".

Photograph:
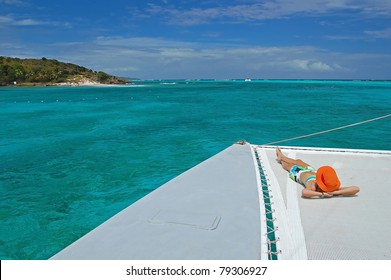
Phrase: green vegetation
[{"left": 0, "top": 56, "right": 129, "bottom": 86}]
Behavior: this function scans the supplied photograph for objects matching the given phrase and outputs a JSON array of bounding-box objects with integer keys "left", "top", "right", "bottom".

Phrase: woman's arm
[
  {"left": 331, "top": 186, "right": 360, "bottom": 196},
  {"left": 302, "top": 188, "right": 333, "bottom": 198}
]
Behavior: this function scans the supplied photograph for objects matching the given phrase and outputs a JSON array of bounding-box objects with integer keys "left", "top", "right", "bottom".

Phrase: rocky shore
[{"left": 53, "top": 75, "right": 129, "bottom": 86}]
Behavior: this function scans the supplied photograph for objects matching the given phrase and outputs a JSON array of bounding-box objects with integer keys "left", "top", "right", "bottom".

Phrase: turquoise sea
[{"left": 1, "top": 80, "right": 390, "bottom": 259}]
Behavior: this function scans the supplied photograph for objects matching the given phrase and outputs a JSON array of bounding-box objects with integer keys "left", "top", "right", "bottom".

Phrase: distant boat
[{"left": 245, "top": 78, "right": 252, "bottom": 82}]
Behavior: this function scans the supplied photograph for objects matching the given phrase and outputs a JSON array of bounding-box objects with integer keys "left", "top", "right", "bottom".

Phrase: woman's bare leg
[{"left": 276, "top": 147, "right": 310, "bottom": 171}]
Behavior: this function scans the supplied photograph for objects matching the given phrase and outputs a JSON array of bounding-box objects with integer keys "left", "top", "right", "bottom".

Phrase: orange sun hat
[{"left": 316, "top": 166, "right": 341, "bottom": 192}]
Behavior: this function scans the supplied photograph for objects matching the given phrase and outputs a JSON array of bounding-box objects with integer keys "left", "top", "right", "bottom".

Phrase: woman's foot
[{"left": 276, "top": 147, "right": 283, "bottom": 163}]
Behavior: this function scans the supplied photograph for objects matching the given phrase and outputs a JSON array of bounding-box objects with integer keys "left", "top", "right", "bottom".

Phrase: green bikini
[{"left": 289, "top": 165, "right": 317, "bottom": 186}]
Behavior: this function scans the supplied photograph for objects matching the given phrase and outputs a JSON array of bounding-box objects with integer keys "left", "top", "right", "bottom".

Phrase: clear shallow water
[{"left": 1, "top": 80, "right": 390, "bottom": 259}]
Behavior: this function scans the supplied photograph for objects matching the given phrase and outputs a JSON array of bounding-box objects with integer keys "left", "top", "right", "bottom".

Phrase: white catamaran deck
[{"left": 51, "top": 142, "right": 391, "bottom": 260}]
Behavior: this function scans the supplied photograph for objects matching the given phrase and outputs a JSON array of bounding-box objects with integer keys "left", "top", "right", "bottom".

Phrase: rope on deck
[
  {"left": 253, "top": 147, "right": 282, "bottom": 259},
  {"left": 262, "top": 113, "right": 391, "bottom": 146}
]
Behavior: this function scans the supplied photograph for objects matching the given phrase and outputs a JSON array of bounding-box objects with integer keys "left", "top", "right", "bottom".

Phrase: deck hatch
[{"left": 148, "top": 210, "right": 221, "bottom": 230}]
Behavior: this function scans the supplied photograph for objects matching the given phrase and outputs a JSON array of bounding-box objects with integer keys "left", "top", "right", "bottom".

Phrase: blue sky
[{"left": 1, "top": 0, "right": 391, "bottom": 79}]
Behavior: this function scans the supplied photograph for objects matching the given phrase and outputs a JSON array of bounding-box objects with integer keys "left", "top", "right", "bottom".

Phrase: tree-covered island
[{"left": 0, "top": 57, "right": 129, "bottom": 86}]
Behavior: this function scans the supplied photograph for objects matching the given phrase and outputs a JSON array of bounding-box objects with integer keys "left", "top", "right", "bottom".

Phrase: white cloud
[
  {"left": 365, "top": 28, "right": 391, "bottom": 39},
  {"left": 142, "top": 0, "right": 391, "bottom": 25},
  {"left": 45, "top": 37, "right": 349, "bottom": 78},
  {"left": 0, "top": 15, "right": 12, "bottom": 24},
  {"left": 293, "top": 60, "right": 334, "bottom": 71},
  {"left": 13, "top": 18, "right": 42, "bottom": 26},
  {"left": 93, "top": 36, "right": 195, "bottom": 49},
  {"left": 0, "top": 14, "right": 71, "bottom": 28},
  {"left": 0, "top": 15, "right": 43, "bottom": 26},
  {"left": 325, "top": 27, "right": 391, "bottom": 41},
  {"left": 360, "top": 0, "right": 391, "bottom": 16},
  {"left": 0, "top": 0, "right": 26, "bottom": 6},
  {"left": 1, "top": 36, "right": 390, "bottom": 79}
]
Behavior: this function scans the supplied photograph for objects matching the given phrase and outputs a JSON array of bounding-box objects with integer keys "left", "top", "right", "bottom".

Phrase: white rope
[{"left": 263, "top": 113, "right": 391, "bottom": 146}]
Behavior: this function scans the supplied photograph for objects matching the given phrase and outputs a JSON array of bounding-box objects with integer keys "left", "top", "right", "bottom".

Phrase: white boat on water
[
  {"left": 51, "top": 141, "right": 391, "bottom": 260},
  {"left": 245, "top": 78, "right": 252, "bottom": 82}
]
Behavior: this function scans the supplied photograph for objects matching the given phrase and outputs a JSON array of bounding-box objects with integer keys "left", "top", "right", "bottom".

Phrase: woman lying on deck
[{"left": 276, "top": 147, "right": 360, "bottom": 198}]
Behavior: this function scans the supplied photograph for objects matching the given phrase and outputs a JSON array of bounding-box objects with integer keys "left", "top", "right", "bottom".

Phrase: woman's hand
[{"left": 322, "top": 192, "right": 333, "bottom": 198}]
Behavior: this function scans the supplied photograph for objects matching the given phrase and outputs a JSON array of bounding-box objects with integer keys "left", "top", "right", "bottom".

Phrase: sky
[{"left": 1, "top": 0, "right": 391, "bottom": 80}]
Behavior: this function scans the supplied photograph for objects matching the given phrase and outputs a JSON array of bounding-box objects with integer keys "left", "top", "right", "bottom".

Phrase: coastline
[
  {"left": 2, "top": 77, "right": 130, "bottom": 87},
  {"left": 0, "top": 57, "right": 130, "bottom": 87},
  {"left": 54, "top": 77, "right": 130, "bottom": 87}
]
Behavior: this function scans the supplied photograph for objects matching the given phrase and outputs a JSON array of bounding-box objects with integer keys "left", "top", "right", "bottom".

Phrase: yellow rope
[{"left": 263, "top": 114, "right": 391, "bottom": 146}]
